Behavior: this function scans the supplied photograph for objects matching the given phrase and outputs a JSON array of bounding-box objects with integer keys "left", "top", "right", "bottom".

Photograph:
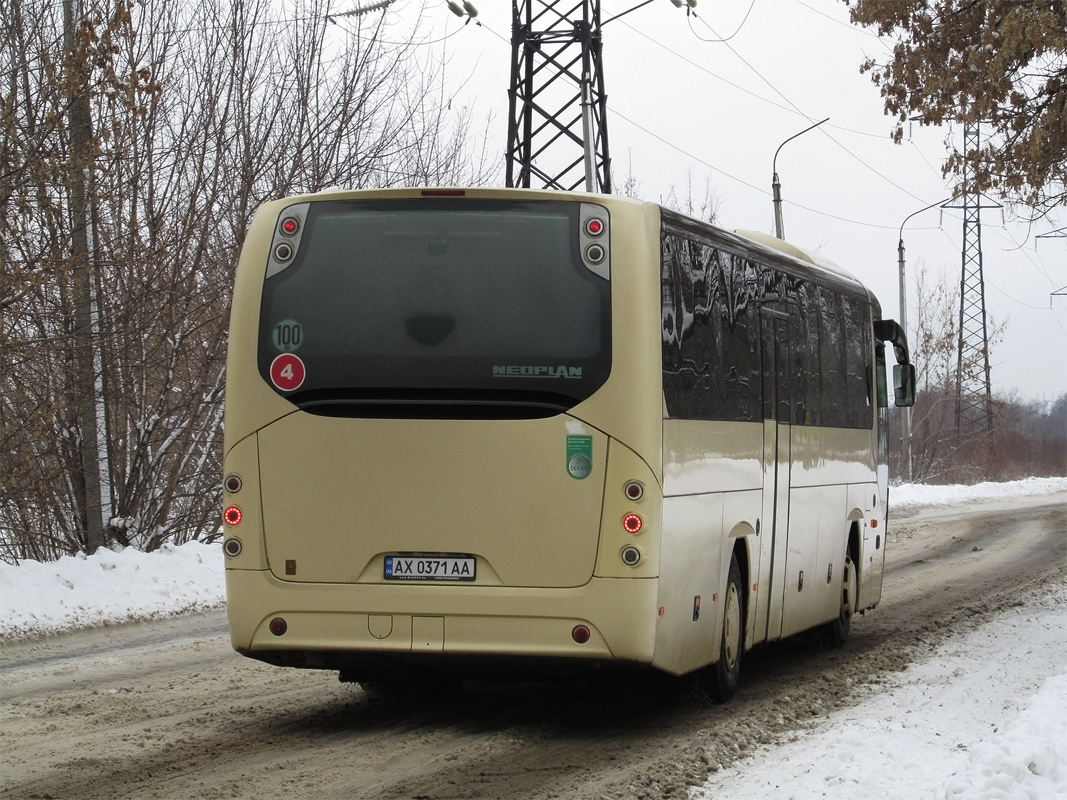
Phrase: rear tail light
[
  {"left": 623, "top": 481, "right": 644, "bottom": 501},
  {"left": 622, "top": 513, "right": 643, "bottom": 534},
  {"left": 223, "top": 506, "right": 242, "bottom": 526}
]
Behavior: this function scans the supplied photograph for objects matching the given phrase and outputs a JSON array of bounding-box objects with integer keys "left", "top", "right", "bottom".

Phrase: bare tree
[{"left": 1, "top": 0, "right": 495, "bottom": 563}]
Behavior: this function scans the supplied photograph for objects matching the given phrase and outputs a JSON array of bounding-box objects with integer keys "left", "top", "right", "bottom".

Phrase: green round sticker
[
  {"left": 568, "top": 454, "right": 592, "bottom": 479},
  {"left": 272, "top": 319, "right": 303, "bottom": 353}
]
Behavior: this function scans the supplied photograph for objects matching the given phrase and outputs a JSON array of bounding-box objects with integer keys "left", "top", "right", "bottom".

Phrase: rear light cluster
[
  {"left": 223, "top": 472, "right": 243, "bottom": 557},
  {"left": 619, "top": 480, "right": 646, "bottom": 567},
  {"left": 275, "top": 217, "right": 299, "bottom": 261},
  {"left": 584, "top": 215, "right": 606, "bottom": 264}
]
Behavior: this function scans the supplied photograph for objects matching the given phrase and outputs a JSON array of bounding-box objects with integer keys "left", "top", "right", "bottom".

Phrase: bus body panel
[
  {"left": 593, "top": 438, "right": 662, "bottom": 580},
  {"left": 652, "top": 492, "right": 724, "bottom": 675},
  {"left": 661, "top": 419, "right": 763, "bottom": 496},
  {"left": 225, "top": 568, "right": 659, "bottom": 666},
  {"left": 787, "top": 426, "right": 876, "bottom": 488},
  {"left": 257, "top": 413, "right": 609, "bottom": 588}
]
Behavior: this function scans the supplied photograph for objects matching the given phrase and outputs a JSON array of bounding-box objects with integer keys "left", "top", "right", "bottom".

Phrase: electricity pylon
[
  {"left": 506, "top": 0, "right": 611, "bottom": 193},
  {"left": 946, "top": 123, "right": 999, "bottom": 436}
]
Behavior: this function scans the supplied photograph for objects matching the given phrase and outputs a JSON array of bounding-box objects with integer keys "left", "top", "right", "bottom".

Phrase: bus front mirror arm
[
  {"left": 893, "top": 363, "right": 916, "bottom": 408},
  {"left": 873, "top": 319, "right": 910, "bottom": 366}
]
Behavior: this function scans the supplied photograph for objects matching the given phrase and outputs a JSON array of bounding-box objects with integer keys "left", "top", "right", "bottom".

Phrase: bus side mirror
[{"left": 893, "top": 364, "right": 916, "bottom": 408}]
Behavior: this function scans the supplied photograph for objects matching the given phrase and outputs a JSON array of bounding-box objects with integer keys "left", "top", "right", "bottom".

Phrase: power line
[
  {"left": 685, "top": 0, "right": 756, "bottom": 43},
  {"left": 681, "top": 12, "right": 929, "bottom": 204}
]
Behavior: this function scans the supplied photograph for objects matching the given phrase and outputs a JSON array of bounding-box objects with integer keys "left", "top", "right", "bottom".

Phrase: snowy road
[{"left": 1, "top": 492, "right": 1064, "bottom": 800}]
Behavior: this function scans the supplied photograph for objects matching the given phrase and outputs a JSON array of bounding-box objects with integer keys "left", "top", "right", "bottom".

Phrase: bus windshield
[{"left": 257, "top": 199, "right": 612, "bottom": 416}]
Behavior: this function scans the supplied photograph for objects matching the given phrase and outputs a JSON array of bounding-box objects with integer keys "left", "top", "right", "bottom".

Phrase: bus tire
[
  {"left": 827, "top": 551, "right": 856, "bottom": 647},
  {"left": 711, "top": 553, "right": 744, "bottom": 702}
]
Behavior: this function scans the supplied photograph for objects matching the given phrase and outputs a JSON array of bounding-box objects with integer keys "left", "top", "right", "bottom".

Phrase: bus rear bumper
[{"left": 226, "top": 569, "right": 658, "bottom": 677}]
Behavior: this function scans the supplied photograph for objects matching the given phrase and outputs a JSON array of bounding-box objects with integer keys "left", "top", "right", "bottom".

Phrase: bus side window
[{"left": 874, "top": 342, "right": 889, "bottom": 409}]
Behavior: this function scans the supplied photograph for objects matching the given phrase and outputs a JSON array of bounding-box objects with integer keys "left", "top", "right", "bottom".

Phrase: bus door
[{"left": 755, "top": 307, "right": 792, "bottom": 643}]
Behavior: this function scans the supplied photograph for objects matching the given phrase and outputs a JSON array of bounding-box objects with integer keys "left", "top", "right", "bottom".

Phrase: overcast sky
[{"left": 355, "top": 0, "right": 1066, "bottom": 402}]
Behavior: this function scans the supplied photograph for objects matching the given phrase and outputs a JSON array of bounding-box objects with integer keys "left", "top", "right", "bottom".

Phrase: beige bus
[{"left": 221, "top": 187, "right": 914, "bottom": 699}]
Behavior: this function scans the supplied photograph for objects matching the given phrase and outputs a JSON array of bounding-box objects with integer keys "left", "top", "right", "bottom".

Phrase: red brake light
[
  {"left": 622, "top": 513, "right": 642, "bottom": 534},
  {"left": 224, "top": 506, "right": 242, "bottom": 526}
]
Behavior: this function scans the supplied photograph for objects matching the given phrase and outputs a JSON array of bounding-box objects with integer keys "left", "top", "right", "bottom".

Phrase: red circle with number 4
[{"left": 270, "top": 353, "right": 306, "bottom": 392}]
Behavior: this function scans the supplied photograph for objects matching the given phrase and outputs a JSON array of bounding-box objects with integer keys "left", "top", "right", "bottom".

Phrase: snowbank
[
  {"left": 891, "top": 476, "right": 1067, "bottom": 512},
  {"left": 0, "top": 540, "right": 224, "bottom": 641}
]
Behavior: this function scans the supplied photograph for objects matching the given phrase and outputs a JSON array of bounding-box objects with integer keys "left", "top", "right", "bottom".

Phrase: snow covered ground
[{"left": 1, "top": 477, "right": 1064, "bottom": 799}]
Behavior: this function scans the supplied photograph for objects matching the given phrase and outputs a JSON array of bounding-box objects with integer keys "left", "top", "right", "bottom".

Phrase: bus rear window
[{"left": 257, "top": 199, "right": 611, "bottom": 417}]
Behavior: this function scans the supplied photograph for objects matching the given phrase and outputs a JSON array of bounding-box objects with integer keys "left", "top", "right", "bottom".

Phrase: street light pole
[
  {"left": 771, "top": 117, "right": 828, "bottom": 240},
  {"left": 897, "top": 198, "right": 949, "bottom": 483}
]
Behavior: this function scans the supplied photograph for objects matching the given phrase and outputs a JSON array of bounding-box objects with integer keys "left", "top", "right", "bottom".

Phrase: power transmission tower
[
  {"left": 506, "top": 0, "right": 611, "bottom": 193},
  {"left": 945, "top": 122, "right": 999, "bottom": 437}
]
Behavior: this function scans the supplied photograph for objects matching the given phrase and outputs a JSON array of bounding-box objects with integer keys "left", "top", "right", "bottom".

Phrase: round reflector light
[
  {"left": 223, "top": 506, "right": 242, "bottom": 526},
  {"left": 224, "top": 474, "right": 242, "bottom": 494},
  {"left": 280, "top": 217, "right": 299, "bottom": 236},
  {"left": 622, "top": 513, "right": 643, "bottom": 534},
  {"left": 269, "top": 617, "right": 287, "bottom": 636},
  {"left": 624, "top": 481, "right": 644, "bottom": 501},
  {"left": 572, "top": 624, "right": 591, "bottom": 644}
]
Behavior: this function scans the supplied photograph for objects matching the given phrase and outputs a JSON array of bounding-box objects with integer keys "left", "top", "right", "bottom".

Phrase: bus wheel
[
  {"left": 827, "top": 552, "right": 856, "bottom": 647},
  {"left": 712, "top": 554, "right": 744, "bottom": 702}
]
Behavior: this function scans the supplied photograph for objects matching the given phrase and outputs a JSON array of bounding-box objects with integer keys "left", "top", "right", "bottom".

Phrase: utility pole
[
  {"left": 64, "top": 0, "right": 107, "bottom": 553},
  {"left": 896, "top": 198, "right": 949, "bottom": 483},
  {"left": 506, "top": 0, "right": 611, "bottom": 193},
  {"left": 945, "top": 123, "right": 998, "bottom": 438},
  {"left": 771, "top": 118, "right": 828, "bottom": 240}
]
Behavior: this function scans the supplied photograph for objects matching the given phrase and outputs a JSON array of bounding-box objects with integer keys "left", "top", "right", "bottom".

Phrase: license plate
[{"left": 384, "top": 555, "right": 476, "bottom": 582}]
